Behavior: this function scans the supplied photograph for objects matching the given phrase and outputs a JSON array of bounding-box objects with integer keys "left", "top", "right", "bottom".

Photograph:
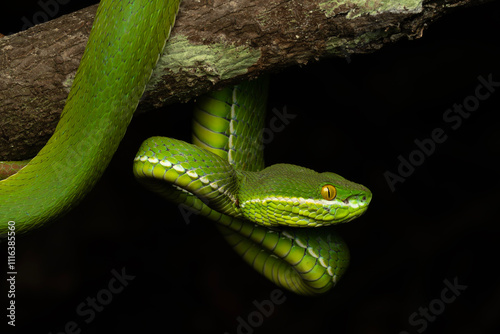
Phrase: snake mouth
[
  {"left": 240, "top": 190, "right": 372, "bottom": 227},
  {"left": 342, "top": 192, "right": 372, "bottom": 212},
  {"left": 342, "top": 194, "right": 370, "bottom": 206},
  {"left": 317, "top": 191, "right": 372, "bottom": 225},
  {"left": 237, "top": 179, "right": 373, "bottom": 228}
]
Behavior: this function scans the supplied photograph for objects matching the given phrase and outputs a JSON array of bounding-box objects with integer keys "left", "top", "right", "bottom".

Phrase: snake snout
[{"left": 343, "top": 190, "right": 372, "bottom": 209}]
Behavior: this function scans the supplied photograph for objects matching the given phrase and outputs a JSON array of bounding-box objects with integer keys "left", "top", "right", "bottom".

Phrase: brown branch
[{"left": 0, "top": 0, "right": 492, "bottom": 160}]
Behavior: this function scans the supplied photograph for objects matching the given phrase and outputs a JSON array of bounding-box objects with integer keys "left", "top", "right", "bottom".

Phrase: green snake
[{"left": 0, "top": 0, "right": 371, "bottom": 295}]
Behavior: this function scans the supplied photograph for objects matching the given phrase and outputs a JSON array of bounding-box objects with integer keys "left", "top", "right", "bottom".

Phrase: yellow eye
[{"left": 321, "top": 184, "right": 337, "bottom": 200}]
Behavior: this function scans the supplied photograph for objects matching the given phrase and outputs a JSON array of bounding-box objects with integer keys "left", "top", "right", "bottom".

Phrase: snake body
[
  {"left": 0, "top": 0, "right": 372, "bottom": 295},
  {"left": 133, "top": 79, "right": 371, "bottom": 294},
  {"left": 0, "top": 0, "right": 180, "bottom": 232}
]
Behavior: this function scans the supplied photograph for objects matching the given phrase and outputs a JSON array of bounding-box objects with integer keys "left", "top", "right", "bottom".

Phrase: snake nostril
[
  {"left": 343, "top": 199, "right": 349, "bottom": 204},
  {"left": 362, "top": 196, "right": 366, "bottom": 201}
]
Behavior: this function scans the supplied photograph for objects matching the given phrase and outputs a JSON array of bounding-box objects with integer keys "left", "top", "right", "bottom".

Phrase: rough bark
[{"left": 0, "top": 0, "right": 493, "bottom": 160}]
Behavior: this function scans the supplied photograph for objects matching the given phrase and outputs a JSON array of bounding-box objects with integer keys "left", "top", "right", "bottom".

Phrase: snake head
[{"left": 238, "top": 164, "right": 372, "bottom": 227}]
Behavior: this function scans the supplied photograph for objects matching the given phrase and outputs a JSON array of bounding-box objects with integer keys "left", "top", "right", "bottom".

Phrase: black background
[{"left": 1, "top": 1, "right": 500, "bottom": 334}]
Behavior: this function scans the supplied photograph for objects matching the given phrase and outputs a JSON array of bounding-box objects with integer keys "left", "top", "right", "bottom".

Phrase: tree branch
[{"left": 0, "top": 0, "right": 492, "bottom": 160}]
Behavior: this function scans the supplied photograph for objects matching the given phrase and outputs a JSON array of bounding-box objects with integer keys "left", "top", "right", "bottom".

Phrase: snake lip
[{"left": 343, "top": 191, "right": 372, "bottom": 206}]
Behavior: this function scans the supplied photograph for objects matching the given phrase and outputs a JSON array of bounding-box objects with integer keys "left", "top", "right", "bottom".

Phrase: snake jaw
[{"left": 239, "top": 188, "right": 372, "bottom": 227}]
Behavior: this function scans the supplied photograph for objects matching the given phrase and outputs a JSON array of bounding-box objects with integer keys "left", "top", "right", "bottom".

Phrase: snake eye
[{"left": 321, "top": 184, "right": 337, "bottom": 201}]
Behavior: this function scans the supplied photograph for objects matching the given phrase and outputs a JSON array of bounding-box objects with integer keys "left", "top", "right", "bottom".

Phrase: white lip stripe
[{"left": 241, "top": 196, "right": 342, "bottom": 207}]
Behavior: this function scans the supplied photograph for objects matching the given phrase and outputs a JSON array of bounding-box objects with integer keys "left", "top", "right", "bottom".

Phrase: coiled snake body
[{"left": 0, "top": 0, "right": 371, "bottom": 295}]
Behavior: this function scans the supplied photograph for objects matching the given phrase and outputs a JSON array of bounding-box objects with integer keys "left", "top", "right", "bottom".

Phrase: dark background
[{"left": 1, "top": 1, "right": 500, "bottom": 333}]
